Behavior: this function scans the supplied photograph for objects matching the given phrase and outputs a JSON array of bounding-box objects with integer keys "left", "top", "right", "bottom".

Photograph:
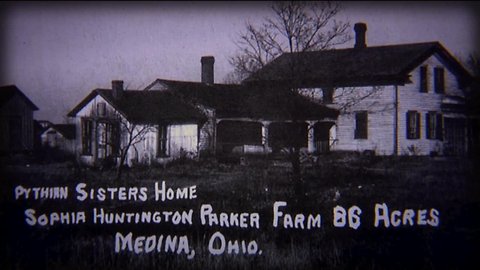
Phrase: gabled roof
[
  {"left": 147, "top": 79, "right": 243, "bottom": 115},
  {"left": 67, "top": 88, "right": 206, "bottom": 124},
  {"left": 43, "top": 124, "right": 76, "bottom": 140},
  {"left": 151, "top": 79, "right": 338, "bottom": 120},
  {"left": 245, "top": 42, "right": 472, "bottom": 88},
  {"left": 0, "top": 85, "right": 39, "bottom": 110}
]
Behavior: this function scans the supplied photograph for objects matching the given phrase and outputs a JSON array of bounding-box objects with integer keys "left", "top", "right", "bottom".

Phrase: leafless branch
[{"left": 228, "top": 1, "right": 351, "bottom": 82}]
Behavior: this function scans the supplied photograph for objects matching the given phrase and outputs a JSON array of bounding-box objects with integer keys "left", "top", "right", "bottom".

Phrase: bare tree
[
  {"left": 230, "top": 1, "right": 351, "bottom": 195},
  {"left": 112, "top": 113, "right": 156, "bottom": 181},
  {"left": 230, "top": 1, "right": 351, "bottom": 81}
]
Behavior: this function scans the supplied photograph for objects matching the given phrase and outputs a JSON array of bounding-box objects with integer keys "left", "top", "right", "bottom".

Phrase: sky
[{"left": 1, "top": 1, "right": 479, "bottom": 123}]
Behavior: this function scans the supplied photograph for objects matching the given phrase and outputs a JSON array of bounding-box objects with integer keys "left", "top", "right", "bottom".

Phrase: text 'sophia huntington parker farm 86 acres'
[{"left": 1, "top": 1, "right": 480, "bottom": 269}]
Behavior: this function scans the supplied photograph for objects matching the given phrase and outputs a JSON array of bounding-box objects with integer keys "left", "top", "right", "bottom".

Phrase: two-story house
[{"left": 246, "top": 23, "right": 472, "bottom": 156}]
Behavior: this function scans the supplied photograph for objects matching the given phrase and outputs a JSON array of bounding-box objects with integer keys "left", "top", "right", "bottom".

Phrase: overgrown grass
[{"left": 1, "top": 155, "right": 479, "bottom": 269}]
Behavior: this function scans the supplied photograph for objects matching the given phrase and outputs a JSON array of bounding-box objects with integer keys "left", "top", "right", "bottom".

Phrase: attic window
[
  {"left": 419, "top": 66, "right": 428, "bottom": 93},
  {"left": 434, "top": 67, "right": 445, "bottom": 93},
  {"left": 323, "top": 87, "right": 334, "bottom": 104},
  {"left": 97, "top": 102, "right": 106, "bottom": 117}
]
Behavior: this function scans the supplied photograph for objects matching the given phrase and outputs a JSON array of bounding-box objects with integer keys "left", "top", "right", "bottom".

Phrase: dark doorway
[
  {"left": 444, "top": 118, "right": 466, "bottom": 156},
  {"left": 268, "top": 122, "right": 308, "bottom": 153},
  {"left": 216, "top": 121, "right": 262, "bottom": 153},
  {"left": 314, "top": 122, "right": 335, "bottom": 153}
]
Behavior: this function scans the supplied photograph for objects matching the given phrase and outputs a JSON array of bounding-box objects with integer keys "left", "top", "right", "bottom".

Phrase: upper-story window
[
  {"left": 434, "top": 67, "right": 445, "bottom": 93},
  {"left": 323, "top": 87, "right": 334, "bottom": 104},
  {"left": 419, "top": 66, "right": 428, "bottom": 93}
]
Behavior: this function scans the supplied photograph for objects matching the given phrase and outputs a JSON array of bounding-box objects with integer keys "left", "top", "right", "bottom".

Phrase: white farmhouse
[
  {"left": 246, "top": 22, "right": 473, "bottom": 156},
  {"left": 67, "top": 81, "right": 205, "bottom": 167}
]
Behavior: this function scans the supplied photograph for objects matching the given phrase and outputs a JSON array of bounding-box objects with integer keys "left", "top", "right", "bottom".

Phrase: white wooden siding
[
  {"left": 73, "top": 95, "right": 122, "bottom": 165},
  {"left": 397, "top": 53, "right": 465, "bottom": 155},
  {"left": 169, "top": 124, "right": 198, "bottom": 156},
  {"left": 72, "top": 95, "right": 199, "bottom": 166},
  {"left": 299, "top": 52, "right": 466, "bottom": 156},
  {"left": 330, "top": 85, "right": 396, "bottom": 155}
]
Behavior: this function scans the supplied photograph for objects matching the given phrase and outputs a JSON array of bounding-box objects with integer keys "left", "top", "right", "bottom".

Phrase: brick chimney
[
  {"left": 201, "top": 56, "right": 215, "bottom": 84},
  {"left": 112, "top": 80, "right": 124, "bottom": 99},
  {"left": 354, "top": 22, "right": 367, "bottom": 49}
]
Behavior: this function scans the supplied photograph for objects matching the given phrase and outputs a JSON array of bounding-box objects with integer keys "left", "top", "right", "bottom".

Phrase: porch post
[
  {"left": 262, "top": 121, "right": 271, "bottom": 154},
  {"left": 307, "top": 120, "right": 317, "bottom": 153},
  {"left": 93, "top": 119, "right": 98, "bottom": 165}
]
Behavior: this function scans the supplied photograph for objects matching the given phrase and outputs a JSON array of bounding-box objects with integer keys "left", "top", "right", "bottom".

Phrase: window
[
  {"left": 157, "top": 125, "right": 169, "bottom": 157},
  {"left": 354, "top": 111, "right": 368, "bottom": 139},
  {"left": 81, "top": 118, "right": 93, "bottom": 155},
  {"left": 406, "top": 111, "right": 420, "bottom": 139},
  {"left": 97, "top": 102, "right": 106, "bottom": 117},
  {"left": 426, "top": 112, "right": 443, "bottom": 140},
  {"left": 434, "top": 67, "right": 445, "bottom": 93},
  {"left": 323, "top": 87, "right": 334, "bottom": 103},
  {"left": 419, "top": 66, "right": 428, "bottom": 93},
  {"left": 106, "top": 122, "right": 120, "bottom": 156}
]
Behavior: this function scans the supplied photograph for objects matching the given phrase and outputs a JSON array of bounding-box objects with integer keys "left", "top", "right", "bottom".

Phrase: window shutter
[
  {"left": 112, "top": 122, "right": 120, "bottom": 155},
  {"left": 420, "top": 66, "right": 428, "bottom": 92},
  {"left": 81, "top": 118, "right": 92, "bottom": 155},
  {"left": 436, "top": 113, "right": 443, "bottom": 140},
  {"left": 434, "top": 67, "right": 445, "bottom": 93},
  {"left": 157, "top": 125, "right": 169, "bottom": 157},
  {"left": 81, "top": 119, "right": 86, "bottom": 152},
  {"left": 416, "top": 111, "right": 420, "bottom": 139},
  {"left": 406, "top": 111, "right": 411, "bottom": 139},
  {"left": 426, "top": 112, "right": 431, "bottom": 139},
  {"left": 407, "top": 111, "right": 420, "bottom": 139}
]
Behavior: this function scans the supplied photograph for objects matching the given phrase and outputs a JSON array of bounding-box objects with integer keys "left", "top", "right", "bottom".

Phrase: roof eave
[
  {"left": 245, "top": 75, "right": 409, "bottom": 89},
  {"left": 67, "top": 89, "right": 130, "bottom": 121}
]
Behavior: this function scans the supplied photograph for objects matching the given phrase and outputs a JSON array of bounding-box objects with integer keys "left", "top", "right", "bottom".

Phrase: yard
[{"left": 1, "top": 154, "right": 479, "bottom": 269}]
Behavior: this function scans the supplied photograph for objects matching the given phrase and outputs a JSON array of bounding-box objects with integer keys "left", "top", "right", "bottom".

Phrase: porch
[{"left": 215, "top": 119, "right": 336, "bottom": 155}]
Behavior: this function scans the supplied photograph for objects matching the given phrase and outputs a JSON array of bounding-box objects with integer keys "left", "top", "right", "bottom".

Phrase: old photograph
[{"left": 1, "top": 1, "right": 479, "bottom": 269}]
